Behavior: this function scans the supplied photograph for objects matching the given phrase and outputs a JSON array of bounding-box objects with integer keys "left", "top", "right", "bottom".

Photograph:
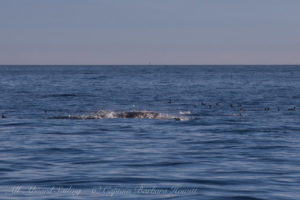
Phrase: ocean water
[{"left": 0, "top": 65, "right": 299, "bottom": 200}]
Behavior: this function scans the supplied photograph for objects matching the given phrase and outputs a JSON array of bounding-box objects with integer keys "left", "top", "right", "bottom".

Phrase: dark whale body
[{"left": 117, "top": 111, "right": 159, "bottom": 119}]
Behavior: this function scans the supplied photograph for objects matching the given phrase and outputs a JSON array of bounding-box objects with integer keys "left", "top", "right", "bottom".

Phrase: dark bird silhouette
[
  {"left": 288, "top": 106, "right": 296, "bottom": 111},
  {"left": 208, "top": 105, "right": 212, "bottom": 109},
  {"left": 240, "top": 108, "right": 243, "bottom": 111},
  {"left": 265, "top": 107, "right": 270, "bottom": 111},
  {"left": 230, "top": 104, "right": 233, "bottom": 108},
  {"left": 1, "top": 113, "right": 5, "bottom": 118},
  {"left": 216, "top": 103, "right": 220, "bottom": 106},
  {"left": 201, "top": 102, "right": 206, "bottom": 106},
  {"left": 277, "top": 107, "right": 280, "bottom": 112},
  {"left": 168, "top": 100, "right": 172, "bottom": 104}
]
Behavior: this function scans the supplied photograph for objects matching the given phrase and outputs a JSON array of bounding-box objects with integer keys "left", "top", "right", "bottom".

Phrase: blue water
[{"left": 0, "top": 65, "right": 299, "bottom": 200}]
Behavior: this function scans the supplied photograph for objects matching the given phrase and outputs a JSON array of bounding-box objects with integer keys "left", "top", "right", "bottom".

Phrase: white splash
[
  {"left": 179, "top": 111, "right": 191, "bottom": 115},
  {"left": 49, "top": 110, "right": 189, "bottom": 121}
]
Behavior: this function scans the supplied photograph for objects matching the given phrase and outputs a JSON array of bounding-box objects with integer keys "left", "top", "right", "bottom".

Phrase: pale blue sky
[{"left": 1, "top": 0, "right": 300, "bottom": 65}]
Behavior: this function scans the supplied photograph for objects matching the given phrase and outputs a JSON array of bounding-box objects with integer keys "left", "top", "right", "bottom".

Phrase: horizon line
[{"left": 1, "top": 64, "right": 300, "bottom": 66}]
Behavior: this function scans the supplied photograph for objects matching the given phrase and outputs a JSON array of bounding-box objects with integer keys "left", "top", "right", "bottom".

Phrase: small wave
[
  {"left": 228, "top": 113, "right": 248, "bottom": 116},
  {"left": 179, "top": 111, "right": 191, "bottom": 115},
  {"left": 49, "top": 110, "right": 188, "bottom": 121},
  {"left": 43, "top": 93, "right": 78, "bottom": 97}
]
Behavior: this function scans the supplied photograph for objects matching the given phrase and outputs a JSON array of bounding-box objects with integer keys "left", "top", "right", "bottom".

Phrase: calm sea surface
[{"left": 0, "top": 65, "right": 299, "bottom": 200}]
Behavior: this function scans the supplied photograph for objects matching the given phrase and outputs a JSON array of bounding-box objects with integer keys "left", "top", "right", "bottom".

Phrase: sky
[{"left": 1, "top": 0, "right": 300, "bottom": 65}]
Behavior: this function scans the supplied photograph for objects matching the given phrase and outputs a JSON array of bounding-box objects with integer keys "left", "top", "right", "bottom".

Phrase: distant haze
[{"left": 1, "top": 0, "right": 300, "bottom": 65}]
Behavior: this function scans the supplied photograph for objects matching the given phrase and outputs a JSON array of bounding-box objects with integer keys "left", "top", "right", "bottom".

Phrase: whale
[{"left": 48, "top": 110, "right": 185, "bottom": 121}]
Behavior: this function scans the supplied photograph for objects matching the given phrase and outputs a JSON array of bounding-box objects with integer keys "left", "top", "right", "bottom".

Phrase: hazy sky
[{"left": 1, "top": 0, "right": 300, "bottom": 65}]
